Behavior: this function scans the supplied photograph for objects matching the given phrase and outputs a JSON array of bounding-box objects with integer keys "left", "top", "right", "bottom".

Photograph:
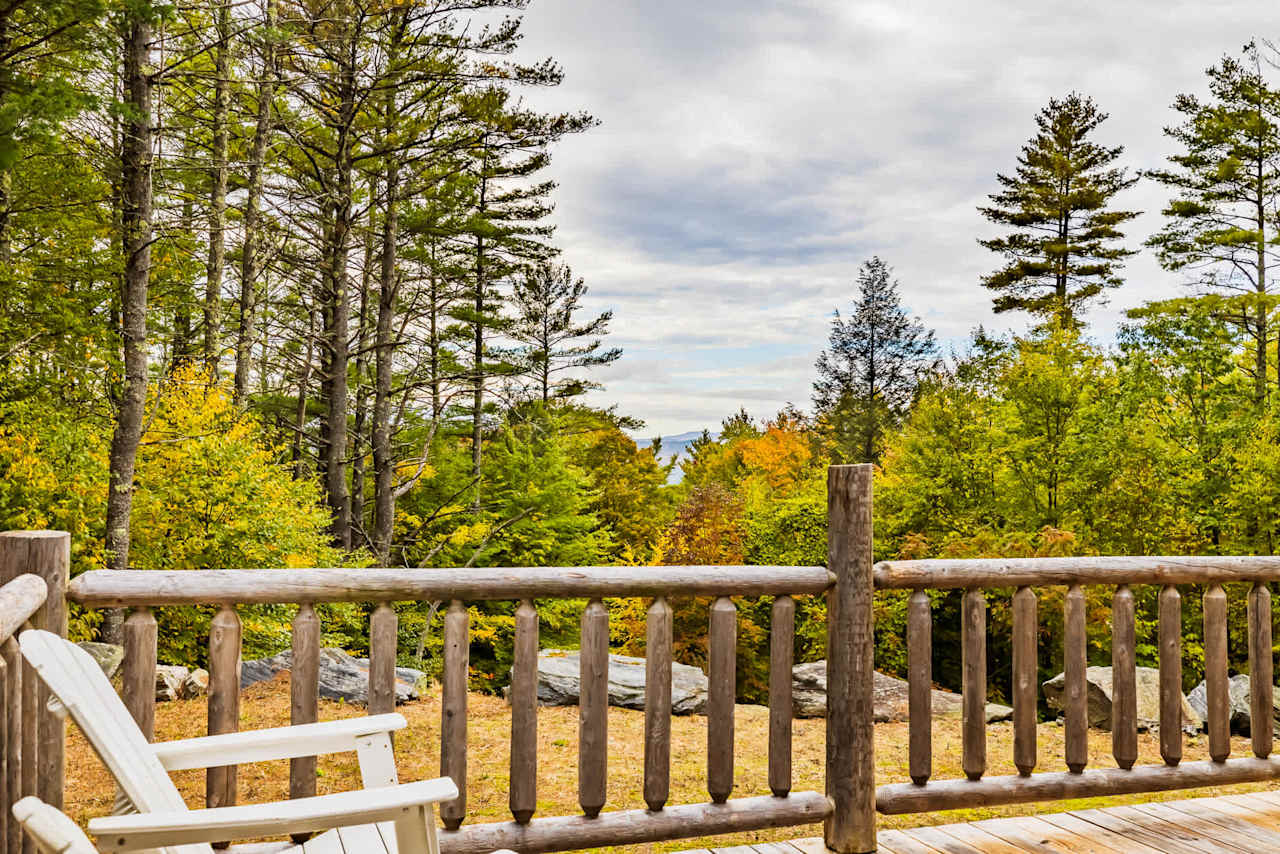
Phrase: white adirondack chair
[
  {"left": 13, "top": 796, "right": 99, "bottom": 854},
  {"left": 18, "top": 629, "right": 458, "bottom": 854}
]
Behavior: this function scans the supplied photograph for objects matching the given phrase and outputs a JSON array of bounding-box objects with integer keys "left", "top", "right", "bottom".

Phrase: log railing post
[
  {"left": 0, "top": 531, "right": 68, "bottom": 816},
  {"left": 207, "top": 603, "right": 242, "bottom": 821},
  {"left": 825, "top": 464, "right": 875, "bottom": 854}
]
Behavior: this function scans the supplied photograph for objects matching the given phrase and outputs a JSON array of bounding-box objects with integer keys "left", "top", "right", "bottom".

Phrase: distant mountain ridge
[{"left": 652, "top": 430, "right": 718, "bottom": 484}]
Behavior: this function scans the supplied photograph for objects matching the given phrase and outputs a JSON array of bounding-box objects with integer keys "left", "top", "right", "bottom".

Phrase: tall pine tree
[
  {"left": 813, "top": 257, "right": 936, "bottom": 463},
  {"left": 1146, "top": 43, "right": 1280, "bottom": 404},
  {"left": 979, "top": 93, "right": 1139, "bottom": 325},
  {"left": 510, "top": 262, "right": 621, "bottom": 402}
]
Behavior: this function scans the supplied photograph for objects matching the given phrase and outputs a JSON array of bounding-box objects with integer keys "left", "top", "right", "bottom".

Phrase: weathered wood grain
[
  {"left": 824, "top": 464, "right": 875, "bottom": 854},
  {"left": 1011, "top": 586, "right": 1035, "bottom": 778},
  {"left": 876, "top": 756, "right": 1280, "bottom": 814},
  {"left": 436, "top": 792, "right": 833, "bottom": 854},
  {"left": 578, "top": 599, "right": 608, "bottom": 818},
  {"left": 2, "top": 638, "right": 19, "bottom": 854},
  {"left": 1249, "top": 582, "right": 1273, "bottom": 759},
  {"left": 207, "top": 604, "right": 242, "bottom": 814},
  {"left": 68, "top": 565, "right": 834, "bottom": 606},
  {"left": 290, "top": 603, "right": 320, "bottom": 808},
  {"left": 510, "top": 599, "right": 537, "bottom": 824},
  {"left": 907, "top": 588, "right": 932, "bottom": 785},
  {"left": 121, "top": 607, "right": 157, "bottom": 741},
  {"left": 1065, "top": 583, "right": 1087, "bottom": 774},
  {"left": 0, "top": 577, "right": 46, "bottom": 646},
  {"left": 768, "top": 595, "right": 794, "bottom": 797},
  {"left": 1204, "top": 583, "right": 1229, "bottom": 763},
  {"left": 440, "top": 600, "right": 468, "bottom": 830},
  {"left": 645, "top": 597, "right": 673, "bottom": 811},
  {"left": 1159, "top": 585, "right": 1182, "bottom": 766},
  {"left": 1111, "top": 585, "right": 1137, "bottom": 771},
  {"left": 708, "top": 596, "right": 736, "bottom": 804},
  {"left": 368, "top": 603, "right": 397, "bottom": 718},
  {"left": 874, "top": 554, "right": 1280, "bottom": 589},
  {"left": 962, "top": 588, "right": 986, "bottom": 782}
]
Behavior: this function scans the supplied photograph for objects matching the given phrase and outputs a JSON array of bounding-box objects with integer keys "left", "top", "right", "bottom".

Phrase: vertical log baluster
[
  {"left": 1111, "top": 585, "right": 1137, "bottom": 770},
  {"left": 708, "top": 596, "right": 736, "bottom": 804},
  {"left": 2, "top": 639, "right": 18, "bottom": 854},
  {"left": 1064, "top": 584, "right": 1087, "bottom": 774},
  {"left": 578, "top": 598, "right": 609, "bottom": 818},
  {"left": 510, "top": 600, "right": 538, "bottom": 824},
  {"left": 368, "top": 603, "right": 397, "bottom": 718},
  {"left": 1204, "top": 583, "right": 1229, "bottom": 763},
  {"left": 1249, "top": 582, "right": 1274, "bottom": 759},
  {"left": 26, "top": 532, "right": 67, "bottom": 809},
  {"left": 769, "top": 595, "right": 795, "bottom": 797},
  {"left": 122, "top": 608, "right": 157, "bottom": 740},
  {"left": 907, "top": 589, "right": 932, "bottom": 785},
  {"left": 961, "top": 588, "right": 986, "bottom": 782},
  {"left": 1012, "top": 586, "right": 1036, "bottom": 777},
  {"left": 644, "top": 597, "right": 672, "bottom": 811},
  {"left": 290, "top": 604, "right": 320, "bottom": 811},
  {"left": 207, "top": 604, "right": 242, "bottom": 817},
  {"left": 440, "top": 600, "right": 468, "bottom": 830},
  {"left": 824, "top": 464, "right": 875, "bottom": 854},
  {"left": 0, "top": 657, "right": 7, "bottom": 854},
  {"left": 1159, "top": 585, "right": 1182, "bottom": 766}
]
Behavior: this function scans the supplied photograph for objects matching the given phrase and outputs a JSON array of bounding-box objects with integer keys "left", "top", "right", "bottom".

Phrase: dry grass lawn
[{"left": 63, "top": 675, "right": 1280, "bottom": 853}]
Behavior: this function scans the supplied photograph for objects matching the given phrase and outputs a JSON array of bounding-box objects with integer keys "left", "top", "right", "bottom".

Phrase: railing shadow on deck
[{"left": 15, "top": 465, "right": 1280, "bottom": 854}]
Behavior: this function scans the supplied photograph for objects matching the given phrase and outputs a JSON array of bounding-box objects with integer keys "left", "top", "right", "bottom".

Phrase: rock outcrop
[
  {"left": 1042, "top": 665, "right": 1202, "bottom": 732},
  {"left": 240, "top": 648, "right": 427, "bottom": 706},
  {"left": 790, "top": 660, "right": 1014, "bottom": 723},
  {"left": 1187, "top": 674, "right": 1280, "bottom": 736},
  {"left": 529, "top": 650, "right": 708, "bottom": 714}
]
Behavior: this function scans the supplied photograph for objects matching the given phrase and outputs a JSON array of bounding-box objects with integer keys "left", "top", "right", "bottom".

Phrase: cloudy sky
[{"left": 513, "top": 1, "right": 1280, "bottom": 439}]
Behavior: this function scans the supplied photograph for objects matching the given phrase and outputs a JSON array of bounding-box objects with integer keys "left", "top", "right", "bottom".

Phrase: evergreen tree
[
  {"left": 1146, "top": 43, "right": 1280, "bottom": 404},
  {"left": 979, "top": 93, "right": 1140, "bottom": 324},
  {"left": 510, "top": 262, "right": 621, "bottom": 402},
  {"left": 813, "top": 257, "right": 936, "bottom": 463}
]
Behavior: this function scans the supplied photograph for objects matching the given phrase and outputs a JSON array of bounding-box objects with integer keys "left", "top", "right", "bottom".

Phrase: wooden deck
[{"left": 681, "top": 790, "right": 1280, "bottom": 854}]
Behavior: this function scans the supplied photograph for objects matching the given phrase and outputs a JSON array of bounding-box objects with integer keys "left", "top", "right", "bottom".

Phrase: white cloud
[{"left": 513, "top": 0, "right": 1280, "bottom": 436}]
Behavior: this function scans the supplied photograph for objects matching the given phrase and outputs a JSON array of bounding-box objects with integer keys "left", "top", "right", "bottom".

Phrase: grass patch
[{"left": 63, "top": 676, "right": 1279, "bottom": 853}]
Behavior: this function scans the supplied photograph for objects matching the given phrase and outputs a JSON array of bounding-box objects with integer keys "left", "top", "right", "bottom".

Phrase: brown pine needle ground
[{"left": 63, "top": 675, "right": 1279, "bottom": 853}]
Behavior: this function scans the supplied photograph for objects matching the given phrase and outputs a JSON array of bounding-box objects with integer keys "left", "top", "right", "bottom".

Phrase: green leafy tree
[
  {"left": 979, "top": 93, "right": 1140, "bottom": 324},
  {"left": 1147, "top": 44, "right": 1280, "bottom": 404}
]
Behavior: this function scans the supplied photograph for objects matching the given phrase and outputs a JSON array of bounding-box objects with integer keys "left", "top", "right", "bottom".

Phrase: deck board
[{"left": 677, "top": 790, "right": 1280, "bottom": 854}]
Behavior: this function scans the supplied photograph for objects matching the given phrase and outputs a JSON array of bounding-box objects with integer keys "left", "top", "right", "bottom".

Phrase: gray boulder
[
  {"left": 155, "top": 665, "right": 190, "bottom": 702},
  {"left": 77, "top": 642, "right": 123, "bottom": 680},
  {"left": 241, "top": 648, "right": 426, "bottom": 706},
  {"left": 182, "top": 668, "right": 209, "bottom": 699},
  {"left": 790, "top": 660, "right": 1013, "bottom": 723},
  {"left": 1042, "top": 666, "right": 1202, "bottom": 733},
  {"left": 531, "top": 650, "right": 707, "bottom": 714},
  {"left": 1187, "top": 674, "right": 1280, "bottom": 736}
]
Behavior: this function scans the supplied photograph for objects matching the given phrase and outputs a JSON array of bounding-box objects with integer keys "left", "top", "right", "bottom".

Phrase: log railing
[
  {"left": 64, "top": 463, "right": 877, "bottom": 854},
  {"left": 0, "top": 531, "right": 69, "bottom": 854},
  {"left": 874, "top": 556, "right": 1280, "bottom": 816}
]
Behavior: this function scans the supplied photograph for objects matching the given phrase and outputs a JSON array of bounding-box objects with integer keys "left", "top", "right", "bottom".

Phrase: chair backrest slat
[{"left": 18, "top": 631, "right": 213, "bottom": 854}]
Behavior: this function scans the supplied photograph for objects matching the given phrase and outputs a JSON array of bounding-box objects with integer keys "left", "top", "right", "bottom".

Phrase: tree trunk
[
  {"left": 103, "top": 13, "right": 154, "bottom": 644},
  {"left": 203, "top": 0, "right": 231, "bottom": 374},
  {"left": 293, "top": 304, "right": 316, "bottom": 480},
  {"left": 234, "top": 0, "right": 278, "bottom": 406},
  {"left": 471, "top": 170, "right": 488, "bottom": 498},
  {"left": 351, "top": 191, "right": 375, "bottom": 544}
]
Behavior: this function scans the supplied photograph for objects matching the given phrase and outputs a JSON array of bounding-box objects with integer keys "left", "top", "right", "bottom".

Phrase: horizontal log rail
[
  {"left": 874, "top": 554, "right": 1280, "bottom": 589},
  {"left": 438, "top": 792, "right": 834, "bottom": 854},
  {"left": 67, "top": 565, "right": 835, "bottom": 606},
  {"left": 878, "top": 758, "right": 1280, "bottom": 814}
]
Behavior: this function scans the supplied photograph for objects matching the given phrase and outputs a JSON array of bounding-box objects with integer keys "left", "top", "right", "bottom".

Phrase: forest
[{"left": 1, "top": 0, "right": 1279, "bottom": 710}]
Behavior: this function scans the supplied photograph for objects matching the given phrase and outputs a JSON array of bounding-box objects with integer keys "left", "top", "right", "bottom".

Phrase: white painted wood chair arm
[
  {"left": 152, "top": 714, "right": 408, "bottom": 770},
  {"left": 88, "top": 777, "right": 458, "bottom": 851}
]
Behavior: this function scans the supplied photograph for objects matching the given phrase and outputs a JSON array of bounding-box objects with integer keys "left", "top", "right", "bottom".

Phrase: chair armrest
[
  {"left": 88, "top": 777, "right": 458, "bottom": 851},
  {"left": 152, "top": 714, "right": 408, "bottom": 770}
]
